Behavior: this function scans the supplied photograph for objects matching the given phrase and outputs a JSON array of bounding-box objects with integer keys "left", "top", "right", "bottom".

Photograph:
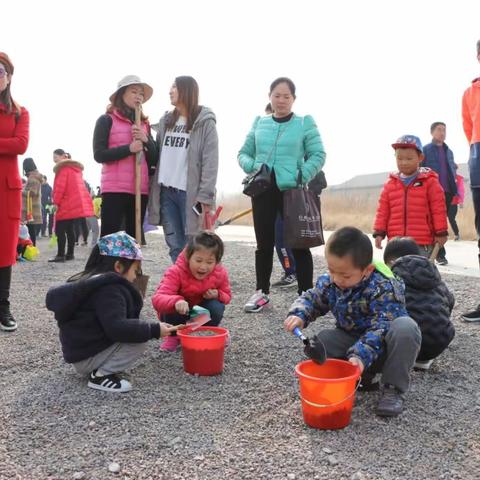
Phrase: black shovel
[{"left": 293, "top": 327, "right": 327, "bottom": 364}]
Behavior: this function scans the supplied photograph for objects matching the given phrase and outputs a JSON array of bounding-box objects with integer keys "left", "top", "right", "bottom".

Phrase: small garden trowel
[
  {"left": 293, "top": 327, "right": 327, "bottom": 364},
  {"left": 186, "top": 306, "right": 211, "bottom": 331}
]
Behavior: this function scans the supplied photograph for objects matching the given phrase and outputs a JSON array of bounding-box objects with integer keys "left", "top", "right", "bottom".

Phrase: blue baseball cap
[
  {"left": 391, "top": 135, "right": 423, "bottom": 153},
  {"left": 98, "top": 231, "right": 143, "bottom": 261}
]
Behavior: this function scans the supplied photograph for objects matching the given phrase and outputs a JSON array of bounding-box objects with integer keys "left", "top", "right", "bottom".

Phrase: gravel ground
[{"left": 1, "top": 234, "right": 480, "bottom": 480}]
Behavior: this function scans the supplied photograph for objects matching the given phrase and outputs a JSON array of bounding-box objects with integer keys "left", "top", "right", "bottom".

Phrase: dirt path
[{"left": 1, "top": 234, "right": 479, "bottom": 479}]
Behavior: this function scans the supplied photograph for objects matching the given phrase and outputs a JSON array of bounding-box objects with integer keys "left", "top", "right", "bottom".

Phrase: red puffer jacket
[
  {"left": 373, "top": 168, "right": 448, "bottom": 246},
  {"left": 52, "top": 160, "right": 94, "bottom": 221},
  {"left": 152, "top": 252, "right": 231, "bottom": 314}
]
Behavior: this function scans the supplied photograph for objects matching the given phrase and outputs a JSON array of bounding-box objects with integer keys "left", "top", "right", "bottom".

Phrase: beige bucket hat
[{"left": 109, "top": 75, "right": 153, "bottom": 103}]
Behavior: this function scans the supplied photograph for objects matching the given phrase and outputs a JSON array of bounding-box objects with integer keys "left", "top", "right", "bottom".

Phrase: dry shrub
[
  {"left": 321, "top": 189, "right": 477, "bottom": 240},
  {"left": 216, "top": 193, "right": 252, "bottom": 225}
]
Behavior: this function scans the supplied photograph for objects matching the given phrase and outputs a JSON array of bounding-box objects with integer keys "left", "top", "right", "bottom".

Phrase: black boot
[
  {"left": 0, "top": 300, "right": 17, "bottom": 332},
  {"left": 0, "top": 266, "right": 17, "bottom": 332}
]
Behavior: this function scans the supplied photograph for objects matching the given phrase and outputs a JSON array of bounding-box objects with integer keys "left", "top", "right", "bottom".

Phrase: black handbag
[
  {"left": 242, "top": 164, "right": 272, "bottom": 197},
  {"left": 241, "top": 123, "right": 288, "bottom": 198}
]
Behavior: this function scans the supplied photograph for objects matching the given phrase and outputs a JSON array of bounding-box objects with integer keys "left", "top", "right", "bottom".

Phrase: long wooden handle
[
  {"left": 219, "top": 208, "right": 253, "bottom": 226},
  {"left": 135, "top": 106, "right": 142, "bottom": 244}
]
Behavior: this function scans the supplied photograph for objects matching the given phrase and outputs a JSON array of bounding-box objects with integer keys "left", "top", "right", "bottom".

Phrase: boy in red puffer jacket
[
  {"left": 152, "top": 231, "right": 231, "bottom": 352},
  {"left": 373, "top": 135, "right": 448, "bottom": 257}
]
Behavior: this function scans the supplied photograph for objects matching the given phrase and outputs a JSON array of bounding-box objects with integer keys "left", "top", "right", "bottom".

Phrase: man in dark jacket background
[{"left": 422, "top": 121, "right": 457, "bottom": 266}]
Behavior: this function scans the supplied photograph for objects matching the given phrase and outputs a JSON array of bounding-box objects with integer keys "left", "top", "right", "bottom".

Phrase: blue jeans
[
  {"left": 274, "top": 214, "right": 296, "bottom": 275},
  {"left": 162, "top": 299, "right": 225, "bottom": 333},
  {"left": 160, "top": 186, "right": 187, "bottom": 263}
]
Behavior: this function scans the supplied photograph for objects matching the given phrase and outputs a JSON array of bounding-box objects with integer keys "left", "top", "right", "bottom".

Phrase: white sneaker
[
  {"left": 244, "top": 290, "right": 270, "bottom": 313},
  {"left": 414, "top": 359, "right": 433, "bottom": 371},
  {"left": 87, "top": 370, "right": 132, "bottom": 393}
]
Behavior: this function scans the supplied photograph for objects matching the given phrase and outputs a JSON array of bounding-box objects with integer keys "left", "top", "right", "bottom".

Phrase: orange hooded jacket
[{"left": 462, "top": 77, "right": 480, "bottom": 145}]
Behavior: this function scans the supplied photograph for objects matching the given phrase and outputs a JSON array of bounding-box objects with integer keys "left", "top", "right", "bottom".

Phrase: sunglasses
[{"left": 0, "top": 68, "right": 8, "bottom": 78}]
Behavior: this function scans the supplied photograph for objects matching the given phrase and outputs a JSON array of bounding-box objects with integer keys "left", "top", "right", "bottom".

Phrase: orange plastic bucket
[
  {"left": 295, "top": 359, "right": 361, "bottom": 430},
  {"left": 177, "top": 326, "right": 228, "bottom": 376}
]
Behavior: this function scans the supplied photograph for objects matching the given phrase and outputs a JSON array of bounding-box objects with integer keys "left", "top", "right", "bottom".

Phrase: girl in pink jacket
[{"left": 152, "top": 231, "right": 231, "bottom": 352}]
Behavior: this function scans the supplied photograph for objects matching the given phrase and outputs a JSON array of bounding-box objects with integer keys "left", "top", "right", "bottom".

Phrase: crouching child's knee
[{"left": 388, "top": 316, "right": 422, "bottom": 349}]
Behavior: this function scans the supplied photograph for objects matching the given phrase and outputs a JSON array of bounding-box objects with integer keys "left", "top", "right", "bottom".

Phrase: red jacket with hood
[
  {"left": 53, "top": 160, "right": 94, "bottom": 221},
  {"left": 152, "top": 251, "right": 231, "bottom": 314},
  {"left": 373, "top": 168, "right": 448, "bottom": 246}
]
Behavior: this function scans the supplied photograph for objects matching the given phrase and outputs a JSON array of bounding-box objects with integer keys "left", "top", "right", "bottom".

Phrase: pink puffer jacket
[
  {"left": 101, "top": 110, "right": 149, "bottom": 195},
  {"left": 151, "top": 251, "right": 231, "bottom": 314}
]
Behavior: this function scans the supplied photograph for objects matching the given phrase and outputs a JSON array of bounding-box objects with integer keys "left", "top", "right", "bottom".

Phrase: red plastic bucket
[
  {"left": 295, "top": 359, "right": 361, "bottom": 430},
  {"left": 177, "top": 326, "right": 228, "bottom": 376}
]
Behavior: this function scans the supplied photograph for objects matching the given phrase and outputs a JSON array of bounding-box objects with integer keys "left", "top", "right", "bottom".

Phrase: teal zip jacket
[{"left": 238, "top": 114, "right": 326, "bottom": 191}]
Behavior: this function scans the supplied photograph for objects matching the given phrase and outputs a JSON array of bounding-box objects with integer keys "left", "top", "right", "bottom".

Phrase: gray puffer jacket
[{"left": 392, "top": 255, "right": 455, "bottom": 361}]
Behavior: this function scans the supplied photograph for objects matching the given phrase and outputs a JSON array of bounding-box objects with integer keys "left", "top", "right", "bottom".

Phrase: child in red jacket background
[
  {"left": 49, "top": 149, "right": 94, "bottom": 263},
  {"left": 373, "top": 135, "right": 448, "bottom": 256},
  {"left": 152, "top": 231, "right": 231, "bottom": 352}
]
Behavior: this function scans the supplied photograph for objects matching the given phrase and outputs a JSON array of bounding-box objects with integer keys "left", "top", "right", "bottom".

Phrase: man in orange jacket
[{"left": 461, "top": 39, "right": 480, "bottom": 322}]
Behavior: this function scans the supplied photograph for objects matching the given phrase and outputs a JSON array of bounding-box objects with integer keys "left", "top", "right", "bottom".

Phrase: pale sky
[{"left": 3, "top": 0, "right": 480, "bottom": 193}]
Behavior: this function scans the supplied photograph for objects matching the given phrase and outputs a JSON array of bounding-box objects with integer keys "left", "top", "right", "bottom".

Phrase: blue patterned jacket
[{"left": 288, "top": 269, "right": 407, "bottom": 369}]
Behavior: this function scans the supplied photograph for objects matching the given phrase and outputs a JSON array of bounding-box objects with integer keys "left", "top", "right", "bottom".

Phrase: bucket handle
[{"left": 300, "top": 379, "right": 361, "bottom": 409}]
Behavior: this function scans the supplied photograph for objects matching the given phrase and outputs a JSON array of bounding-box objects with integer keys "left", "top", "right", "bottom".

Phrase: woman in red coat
[
  {"left": 49, "top": 152, "right": 94, "bottom": 262},
  {"left": 0, "top": 52, "right": 29, "bottom": 332}
]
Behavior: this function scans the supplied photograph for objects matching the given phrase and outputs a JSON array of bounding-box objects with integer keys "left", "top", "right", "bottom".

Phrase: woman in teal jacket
[{"left": 238, "top": 77, "right": 326, "bottom": 313}]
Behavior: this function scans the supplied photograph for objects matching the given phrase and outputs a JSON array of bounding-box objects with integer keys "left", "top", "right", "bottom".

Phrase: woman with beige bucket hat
[{"left": 93, "top": 75, "right": 157, "bottom": 238}]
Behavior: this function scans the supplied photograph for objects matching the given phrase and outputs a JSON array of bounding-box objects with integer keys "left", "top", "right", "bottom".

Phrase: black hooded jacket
[
  {"left": 46, "top": 273, "right": 160, "bottom": 363},
  {"left": 391, "top": 255, "right": 455, "bottom": 361}
]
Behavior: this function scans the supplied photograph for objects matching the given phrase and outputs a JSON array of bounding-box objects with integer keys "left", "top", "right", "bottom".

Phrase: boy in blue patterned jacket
[{"left": 284, "top": 227, "right": 421, "bottom": 417}]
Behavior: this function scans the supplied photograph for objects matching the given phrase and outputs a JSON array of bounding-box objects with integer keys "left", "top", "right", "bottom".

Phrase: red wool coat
[
  {"left": 373, "top": 168, "right": 448, "bottom": 246},
  {"left": 0, "top": 104, "right": 29, "bottom": 267},
  {"left": 152, "top": 252, "right": 231, "bottom": 314},
  {"left": 52, "top": 160, "right": 94, "bottom": 221}
]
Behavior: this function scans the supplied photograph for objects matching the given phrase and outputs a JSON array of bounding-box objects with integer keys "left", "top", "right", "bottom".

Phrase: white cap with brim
[{"left": 109, "top": 75, "right": 153, "bottom": 103}]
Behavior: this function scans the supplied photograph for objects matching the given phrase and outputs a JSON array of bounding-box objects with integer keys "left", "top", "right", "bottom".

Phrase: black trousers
[
  {"left": 56, "top": 219, "right": 75, "bottom": 257},
  {"left": 437, "top": 192, "right": 454, "bottom": 261},
  {"left": 447, "top": 204, "right": 459, "bottom": 236},
  {"left": 251, "top": 180, "right": 313, "bottom": 294},
  {"left": 472, "top": 187, "right": 480, "bottom": 265},
  {"left": 0, "top": 266, "right": 12, "bottom": 301},
  {"left": 26, "top": 223, "right": 38, "bottom": 246},
  {"left": 101, "top": 193, "right": 148, "bottom": 239}
]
